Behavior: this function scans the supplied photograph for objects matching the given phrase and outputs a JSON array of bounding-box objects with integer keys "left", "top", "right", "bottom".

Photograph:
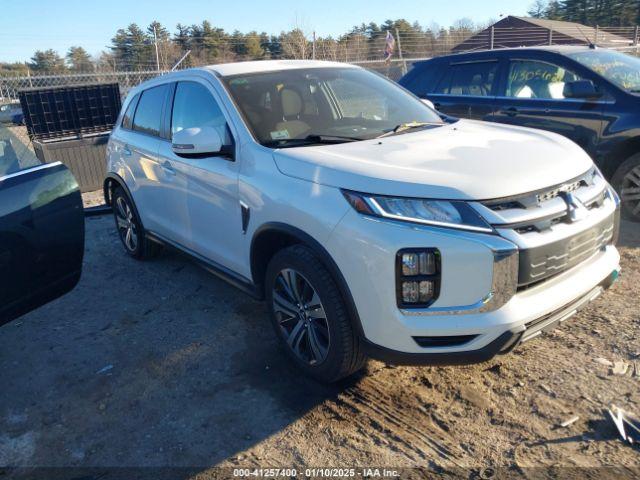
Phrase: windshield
[
  {"left": 222, "top": 67, "right": 443, "bottom": 147},
  {"left": 567, "top": 49, "right": 640, "bottom": 93}
]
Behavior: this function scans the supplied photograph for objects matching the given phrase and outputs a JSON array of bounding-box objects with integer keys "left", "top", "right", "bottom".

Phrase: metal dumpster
[{"left": 19, "top": 83, "right": 121, "bottom": 193}]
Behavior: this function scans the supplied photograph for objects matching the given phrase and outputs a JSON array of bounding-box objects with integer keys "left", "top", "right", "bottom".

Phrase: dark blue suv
[{"left": 399, "top": 46, "right": 640, "bottom": 220}]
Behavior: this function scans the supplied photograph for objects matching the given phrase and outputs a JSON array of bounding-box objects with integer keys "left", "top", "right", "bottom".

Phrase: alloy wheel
[
  {"left": 621, "top": 165, "right": 640, "bottom": 218},
  {"left": 272, "top": 268, "right": 330, "bottom": 365},
  {"left": 115, "top": 196, "right": 138, "bottom": 252}
]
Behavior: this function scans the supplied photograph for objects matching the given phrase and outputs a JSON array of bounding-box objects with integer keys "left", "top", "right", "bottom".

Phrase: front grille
[
  {"left": 476, "top": 167, "right": 618, "bottom": 290},
  {"left": 482, "top": 167, "right": 604, "bottom": 232},
  {"left": 537, "top": 180, "right": 581, "bottom": 203},
  {"left": 517, "top": 214, "right": 615, "bottom": 288}
]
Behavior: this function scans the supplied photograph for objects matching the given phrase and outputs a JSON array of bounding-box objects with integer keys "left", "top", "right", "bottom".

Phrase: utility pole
[
  {"left": 490, "top": 26, "right": 495, "bottom": 49},
  {"left": 312, "top": 31, "right": 316, "bottom": 60},
  {"left": 153, "top": 26, "right": 160, "bottom": 72},
  {"left": 26, "top": 64, "right": 33, "bottom": 88},
  {"left": 548, "top": 28, "right": 553, "bottom": 46},
  {"left": 395, "top": 28, "right": 407, "bottom": 76}
]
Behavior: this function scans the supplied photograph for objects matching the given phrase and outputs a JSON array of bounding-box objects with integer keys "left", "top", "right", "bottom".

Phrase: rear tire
[
  {"left": 112, "top": 186, "right": 161, "bottom": 259},
  {"left": 612, "top": 153, "right": 640, "bottom": 221},
  {"left": 265, "top": 244, "right": 366, "bottom": 383}
]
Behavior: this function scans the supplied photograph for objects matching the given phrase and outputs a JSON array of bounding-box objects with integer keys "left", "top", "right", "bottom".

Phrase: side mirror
[
  {"left": 421, "top": 98, "right": 436, "bottom": 110},
  {"left": 563, "top": 80, "right": 601, "bottom": 99},
  {"left": 171, "top": 127, "right": 222, "bottom": 156}
]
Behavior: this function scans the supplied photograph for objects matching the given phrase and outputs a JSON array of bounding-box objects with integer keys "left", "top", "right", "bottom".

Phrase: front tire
[
  {"left": 265, "top": 245, "right": 366, "bottom": 383},
  {"left": 112, "top": 187, "right": 160, "bottom": 259},
  {"left": 612, "top": 153, "right": 640, "bottom": 221}
]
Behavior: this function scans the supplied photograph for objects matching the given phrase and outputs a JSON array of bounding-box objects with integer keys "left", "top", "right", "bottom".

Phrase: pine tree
[
  {"left": 66, "top": 46, "right": 93, "bottom": 72},
  {"left": 110, "top": 23, "right": 152, "bottom": 70},
  {"left": 29, "top": 49, "right": 66, "bottom": 73}
]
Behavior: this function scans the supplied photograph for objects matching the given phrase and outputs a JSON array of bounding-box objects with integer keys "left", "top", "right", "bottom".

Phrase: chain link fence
[
  {"left": 1, "top": 25, "right": 639, "bottom": 100},
  {"left": 2, "top": 25, "right": 639, "bottom": 201}
]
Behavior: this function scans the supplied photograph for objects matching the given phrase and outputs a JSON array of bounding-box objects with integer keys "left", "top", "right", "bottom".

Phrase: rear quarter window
[{"left": 121, "top": 94, "right": 139, "bottom": 130}]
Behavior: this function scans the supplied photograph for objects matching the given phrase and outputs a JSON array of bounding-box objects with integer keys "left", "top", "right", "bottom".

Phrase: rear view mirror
[
  {"left": 421, "top": 98, "right": 436, "bottom": 109},
  {"left": 172, "top": 127, "right": 222, "bottom": 156},
  {"left": 563, "top": 80, "right": 601, "bottom": 99}
]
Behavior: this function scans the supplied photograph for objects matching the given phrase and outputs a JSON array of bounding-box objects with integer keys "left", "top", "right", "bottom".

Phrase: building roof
[
  {"left": 512, "top": 16, "right": 633, "bottom": 46},
  {"left": 452, "top": 16, "right": 633, "bottom": 52},
  {"left": 203, "top": 60, "right": 359, "bottom": 77}
]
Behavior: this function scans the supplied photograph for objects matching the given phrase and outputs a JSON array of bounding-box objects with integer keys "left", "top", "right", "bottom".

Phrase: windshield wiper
[
  {"left": 263, "top": 134, "right": 362, "bottom": 148},
  {"left": 304, "top": 134, "right": 361, "bottom": 143},
  {"left": 376, "top": 121, "right": 441, "bottom": 138}
]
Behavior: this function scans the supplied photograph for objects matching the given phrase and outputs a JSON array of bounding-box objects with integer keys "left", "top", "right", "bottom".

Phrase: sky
[{"left": 1, "top": 0, "right": 533, "bottom": 63}]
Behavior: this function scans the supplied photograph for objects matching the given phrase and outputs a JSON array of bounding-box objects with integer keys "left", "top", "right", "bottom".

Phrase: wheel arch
[
  {"left": 601, "top": 136, "right": 640, "bottom": 180},
  {"left": 250, "top": 222, "right": 365, "bottom": 338},
  {"left": 103, "top": 173, "right": 145, "bottom": 228}
]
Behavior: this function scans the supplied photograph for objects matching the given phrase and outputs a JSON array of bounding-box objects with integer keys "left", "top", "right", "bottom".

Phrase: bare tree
[{"left": 281, "top": 28, "right": 309, "bottom": 59}]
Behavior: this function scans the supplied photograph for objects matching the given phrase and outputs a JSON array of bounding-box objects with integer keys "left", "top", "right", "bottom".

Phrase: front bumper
[
  {"left": 362, "top": 268, "right": 619, "bottom": 365},
  {"left": 328, "top": 201, "right": 620, "bottom": 363}
]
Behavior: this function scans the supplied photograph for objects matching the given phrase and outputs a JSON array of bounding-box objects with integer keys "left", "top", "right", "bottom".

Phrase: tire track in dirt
[{"left": 318, "top": 373, "right": 472, "bottom": 468}]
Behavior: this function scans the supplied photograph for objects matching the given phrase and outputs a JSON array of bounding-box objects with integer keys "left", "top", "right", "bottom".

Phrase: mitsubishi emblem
[{"left": 560, "top": 192, "right": 588, "bottom": 223}]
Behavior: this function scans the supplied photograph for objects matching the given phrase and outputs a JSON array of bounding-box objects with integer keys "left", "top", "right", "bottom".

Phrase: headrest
[{"left": 281, "top": 88, "right": 303, "bottom": 118}]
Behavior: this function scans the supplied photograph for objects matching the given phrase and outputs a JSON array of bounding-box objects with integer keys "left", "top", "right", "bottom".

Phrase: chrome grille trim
[{"left": 474, "top": 167, "right": 606, "bottom": 230}]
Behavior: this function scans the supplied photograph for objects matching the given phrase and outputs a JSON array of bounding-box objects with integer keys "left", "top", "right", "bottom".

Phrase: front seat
[{"left": 275, "top": 88, "right": 311, "bottom": 139}]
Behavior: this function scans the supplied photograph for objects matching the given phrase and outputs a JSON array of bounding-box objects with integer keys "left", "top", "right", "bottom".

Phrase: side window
[
  {"left": 171, "top": 81, "right": 231, "bottom": 145},
  {"left": 0, "top": 128, "right": 41, "bottom": 177},
  {"left": 121, "top": 94, "right": 139, "bottom": 130},
  {"left": 433, "top": 62, "right": 497, "bottom": 96},
  {"left": 506, "top": 60, "right": 582, "bottom": 99},
  {"left": 132, "top": 84, "right": 168, "bottom": 137},
  {"left": 402, "top": 64, "right": 440, "bottom": 95}
]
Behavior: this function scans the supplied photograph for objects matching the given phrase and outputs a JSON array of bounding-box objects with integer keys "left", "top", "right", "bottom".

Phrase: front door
[
  {"left": 492, "top": 58, "right": 604, "bottom": 156},
  {"left": 427, "top": 60, "right": 499, "bottom": 120},
  {"left": 0, "top": 159, "right": 84, "bottom": 324},
  {"left": 160, "top": 80, "right": 244, "bottom": 273}
]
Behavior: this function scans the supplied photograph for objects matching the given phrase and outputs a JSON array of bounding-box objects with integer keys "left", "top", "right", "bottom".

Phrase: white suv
[{"left": 105, "top": 60, "right": 621, "bottom": 382}]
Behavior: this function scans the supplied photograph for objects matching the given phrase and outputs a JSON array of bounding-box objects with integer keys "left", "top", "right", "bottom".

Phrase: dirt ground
[{"left": 0, "top": 214, "right": 638, "bottom": 479}]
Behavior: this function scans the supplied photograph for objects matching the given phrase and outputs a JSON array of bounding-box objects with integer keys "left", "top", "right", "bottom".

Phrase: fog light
[
  {"left": 402, "top": 253, "right": 419, "bottom": 276},
  {"left": 402, "top": 252, "right": 436, "bottom": 276},
  {"left": 419, "top": 252, "right": 436, "bottom": 275},
  {"left": 397, "top": 249, "right": 440, "bottom": 308},
  {"left": 402, "top": 280, "right": 435, "bottom": 303}
]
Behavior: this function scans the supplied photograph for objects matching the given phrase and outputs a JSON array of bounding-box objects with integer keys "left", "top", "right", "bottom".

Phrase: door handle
[
  {"left": 122, "top": 145, "right": 132, "bottom": 156},
  {"left": 501, "top": 107, "right": 519, "bottom": 117},
  {"left": 161, "top": 160, "right": 176, "bottom": 175}
]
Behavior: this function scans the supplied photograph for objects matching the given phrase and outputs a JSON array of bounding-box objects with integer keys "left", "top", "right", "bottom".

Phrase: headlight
[{"left": 342, "top": 190, "right": 493, "bottom": 233}]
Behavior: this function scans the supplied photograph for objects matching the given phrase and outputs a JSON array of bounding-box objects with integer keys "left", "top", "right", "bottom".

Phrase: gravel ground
[{"left": 0, "top": 214, "right": 638, "bottom": 478}]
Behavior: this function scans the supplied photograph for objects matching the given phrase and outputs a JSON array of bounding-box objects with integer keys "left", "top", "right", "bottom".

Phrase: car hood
[{"left": 272, "top": 119, "right": 594, "bottom": 200}]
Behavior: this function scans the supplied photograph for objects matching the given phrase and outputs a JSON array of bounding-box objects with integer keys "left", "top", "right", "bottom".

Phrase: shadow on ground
[{"left": 0, "top": 215, "right": 359, "bottom": 473}]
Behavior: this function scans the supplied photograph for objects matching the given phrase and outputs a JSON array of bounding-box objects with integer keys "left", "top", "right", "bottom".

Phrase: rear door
[
  {"left": 115, "top": 84, "right": 180, "bottom": 237},
  {"left": 492, "top": 54, "right": 604, "bottom": 156},
  {"left": 0, "top": 150, "right": 84, "bottom": 325},
  {"left": 427, "top": 59, "right": 500, "bottom": 120}
]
